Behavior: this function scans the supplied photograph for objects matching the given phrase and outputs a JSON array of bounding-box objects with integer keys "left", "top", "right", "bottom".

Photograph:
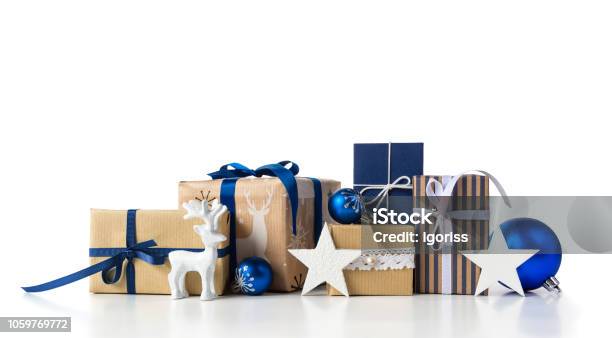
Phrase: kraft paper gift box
[
  {"left": 89, "top": 209, "right": 230, "bottom": 295},
  {"left": 179, "top": 169, "right": 340, "bottom": 292},
  {"left": 327, "top": 224, "right": 415, "bottom": 296},
  {"left": 353, "top": 143, "right": 424, "bottom": 213},
  {"left": 412, "top": 174, "right": 490, "bottom": 295}
]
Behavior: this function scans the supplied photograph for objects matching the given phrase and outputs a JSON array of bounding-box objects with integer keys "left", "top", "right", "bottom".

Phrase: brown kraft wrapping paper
[
  {"left": 89, "top": 209, "right": 230, "bottom": 295},
  {"left": 413, "top": 175, "right": 489, "bottom": 295},
  {"left": 327, "top": 224, "right": 414, "bottom": 296},
  {"left": 179, "top": 177, "right": 340, "bottom": 292}
]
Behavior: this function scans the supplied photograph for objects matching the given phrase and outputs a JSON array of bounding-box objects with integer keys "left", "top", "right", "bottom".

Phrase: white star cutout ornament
[
  {"left": 462, "top": 229, "right": 538, "bottom": 296},
  {"left": 288, "top": 224, "right": 360, "bottom": 296}
]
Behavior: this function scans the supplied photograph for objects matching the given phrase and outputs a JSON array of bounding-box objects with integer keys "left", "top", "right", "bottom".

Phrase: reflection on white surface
[
  {"left": 10, "top": 286, "right": 573, "bottom": 338},
  {"left": 515, "top": 293, "right": 562, "bottom": 337},
  {"left": 7, "top": 255, "right": 606, "bottom": 338}
]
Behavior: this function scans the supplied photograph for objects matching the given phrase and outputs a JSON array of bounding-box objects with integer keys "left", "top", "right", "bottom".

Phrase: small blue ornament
[
  {"left": 328, "top": 188, "right": 362, "bottom": 224},
  {"left": 233, "top": 257, "right": 273, "bottom": 296},
  {"left": 500, "top": 218, "right": 562, "bottom": 292}
]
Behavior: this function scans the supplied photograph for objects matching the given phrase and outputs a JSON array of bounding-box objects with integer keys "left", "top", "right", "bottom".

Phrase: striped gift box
[{"left": 412, "top": 175, "right": 489, "bottom": 295}]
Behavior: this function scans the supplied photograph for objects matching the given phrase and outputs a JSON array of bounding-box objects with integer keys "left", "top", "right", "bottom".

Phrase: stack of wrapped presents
[{"left": 25, "top": 143, "right": 500, "bottom": 297}]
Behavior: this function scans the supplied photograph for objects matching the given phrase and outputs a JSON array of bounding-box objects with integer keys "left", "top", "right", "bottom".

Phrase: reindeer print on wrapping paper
[{"left": 237, "top": 188, "right": 273, "bottom": 261}]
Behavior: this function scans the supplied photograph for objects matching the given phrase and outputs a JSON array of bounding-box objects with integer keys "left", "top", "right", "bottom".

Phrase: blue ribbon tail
[
  {"left": 126, "top": 259, "right": 136, "bottom": 294},
  {"left": 22, "top": 256, "right": 119, "bottom": 293},
  {"left": 23, "top": 238, "right": 164, "bottom": 293}
]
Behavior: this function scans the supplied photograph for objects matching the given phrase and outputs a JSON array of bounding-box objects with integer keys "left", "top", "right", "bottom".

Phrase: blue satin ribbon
[
  {"left": 209, "top": 161, "right": 300, "bottom": 233},
  {"left": 219, "top": 178, "right": 239, "bottom": 275},
  {"left": 22, "top": 210, "right": 226, "bottom": 293},
  {"left": 308, "top": 177, "right": 323, "bottom": 243},
  {"left": 210, "top": 162, "right": 323, "bottom": 274}
]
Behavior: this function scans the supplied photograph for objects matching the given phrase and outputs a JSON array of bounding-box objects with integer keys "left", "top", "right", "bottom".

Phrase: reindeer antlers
[
  {"left": 244, "top": 188, "right": 274, "bottom": 211},
  {"left": 182, "top": 199, "right": 227, "bottom": 231},
  {"left": 244, "top": 191, "right": 255, "bottom": 210},
  {"left": 262, "top": 188, "right": 273, "bottom": 210}
]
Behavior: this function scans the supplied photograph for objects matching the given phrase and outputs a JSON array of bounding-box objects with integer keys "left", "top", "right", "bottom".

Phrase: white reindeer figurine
[
  {"left": 237, "top": 189, "right": 273, "bottom": 261},
  {"left": 168, "top": 199, "right": 227, "bottom": 301}
]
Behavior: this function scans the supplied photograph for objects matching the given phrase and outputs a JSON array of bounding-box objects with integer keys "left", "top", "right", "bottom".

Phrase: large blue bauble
[
  {"left": 328, "top": 188, "right": 362, "bottom": 224},
  {"left": 500, "top": 218, "right": 562, "bottom": 291},
  {"left": 234, "top": 257, "right": 273, "bottom": 296}
]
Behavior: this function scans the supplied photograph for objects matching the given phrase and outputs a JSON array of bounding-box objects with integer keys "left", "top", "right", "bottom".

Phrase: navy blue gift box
[{"left": 353, "top": 143, "right": 424, "bottom": 214}]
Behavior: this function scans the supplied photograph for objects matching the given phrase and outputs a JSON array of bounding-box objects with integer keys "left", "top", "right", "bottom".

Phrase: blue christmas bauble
[
  {"left": 233, "top": 257, "right": 272, "bottom": 296},
  {"left": 499, "top": 218, "right": 562, "bottom": 291},
  {"left": 328, "top": 188, "right": 362, "bottom": 224}
]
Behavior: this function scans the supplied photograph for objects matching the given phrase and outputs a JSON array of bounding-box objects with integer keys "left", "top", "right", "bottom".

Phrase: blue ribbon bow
[
  {"left": 22, "top": 209, "right": 220, "bottom": 293},
  {"left": 208, "top": 161, "right": 300, "bottom": 234},
  {"left": 208, "top": 161, "right": 323, "bottom": 276},
  {"left": 21, "top": 239, "right": 165, "bottom": 293},
  {"left": 96, "top": 239, "right": 165, "bottom": 291}
]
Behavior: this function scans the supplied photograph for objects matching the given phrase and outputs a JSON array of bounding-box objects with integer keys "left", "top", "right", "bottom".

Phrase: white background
[{"left": 1, "top": 1, "right": 611, "bottom": 337}]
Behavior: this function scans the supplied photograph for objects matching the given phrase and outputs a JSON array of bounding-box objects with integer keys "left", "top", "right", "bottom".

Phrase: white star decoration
[
  {"left": 288, "top": 224, "right": 361, "bottom": 296},
  {"left": 462, "top": 229, "right": 538, "bottom": 296}
]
